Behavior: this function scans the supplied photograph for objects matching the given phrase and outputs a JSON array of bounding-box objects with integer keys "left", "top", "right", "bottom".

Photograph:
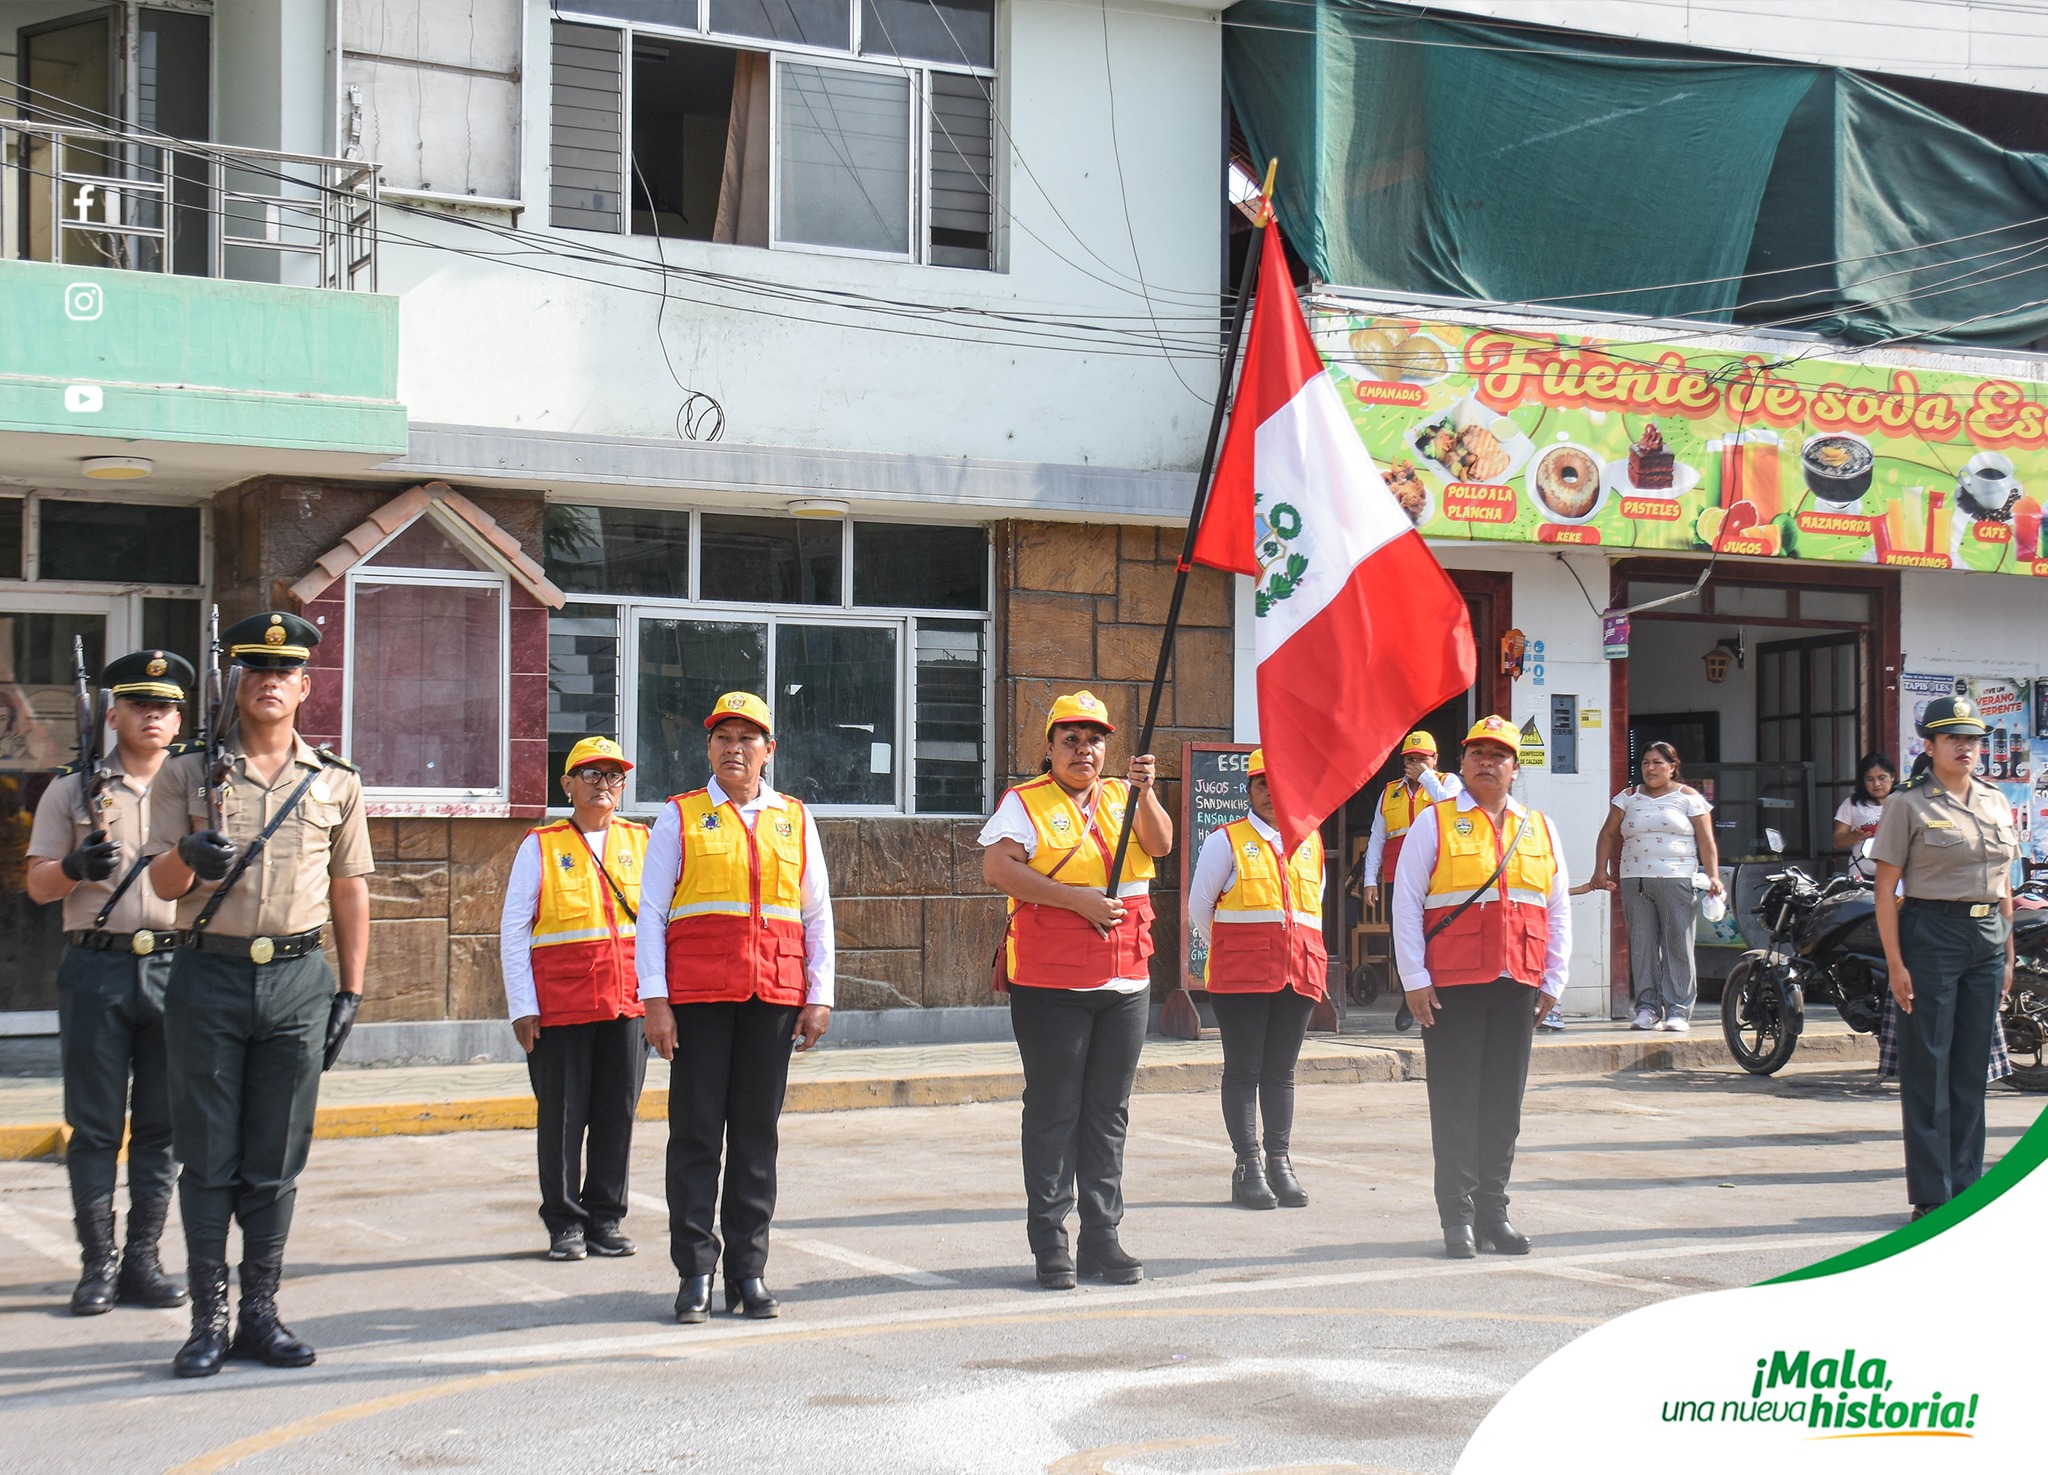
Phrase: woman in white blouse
[
  {"left": 1593, "top": 743, "right": 1723, "bottom": 1033},
  {"left": 1831, "top": 753, "right": 1898, "bottom": 880}
]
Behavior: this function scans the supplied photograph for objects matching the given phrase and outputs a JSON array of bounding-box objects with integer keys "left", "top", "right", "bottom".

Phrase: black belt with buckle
[
  {"left": 67, "top": 929, "right": 182, "bottom": 956},
  {"left": 193, "top": 928, "right": 325, "bottom": 964},
  {"left": 1903, "top": 898, "right": 2000, "bottom": 919}
]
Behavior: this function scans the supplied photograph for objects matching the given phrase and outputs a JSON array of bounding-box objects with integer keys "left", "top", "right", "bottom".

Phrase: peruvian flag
[{"left": 1192, "top": 220, "right": 1475, "bottom": 851}]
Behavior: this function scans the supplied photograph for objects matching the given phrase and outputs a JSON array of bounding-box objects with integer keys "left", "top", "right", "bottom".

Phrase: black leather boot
[
  {"left": 117, "top": 1195, "right": 188, "bottom": 1308},
  {"left": 173, "top": 1262, "right": 232, "bottom": 1378},
  {"left": 1231, "top": 1151, "right": 1279, "bottom": 1210},
  {"left": 231, "top": 1252, "right": 316, "bottom": 1367},
  {"left": 1475, "top": 1218, "right": 1531, "bottom": 1255},
  {"left": 70, "top": 1201, "right": 120, "bottom": 1316},
  {"left": 1265, "top": 1152, "right": 1308, "bottom": 1209},
  {"left": 1076, "top": 1235, "right": 1143, "bottom": 1285},
  {"left": 1034, "top": 1244, "right": 1076, "bottom": 1291},
  {"left": 674, "top": 1274, "right": 713, "bottom": 1324},
  {"left": 725, "top": 1276, "right": 779, "bottom": 1319},
  {"left": 1443, "top": 1225, "right": 1477, "bottom": 1259}
]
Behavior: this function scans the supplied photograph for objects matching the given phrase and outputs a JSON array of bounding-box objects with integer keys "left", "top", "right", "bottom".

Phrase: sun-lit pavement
[{"left": 0, "top": 1063, "right": 2038, "bottom": 1475}]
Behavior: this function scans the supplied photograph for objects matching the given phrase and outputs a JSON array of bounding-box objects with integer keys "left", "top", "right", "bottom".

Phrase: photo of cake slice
[{"left": 1629, "top": 421, "right": 1675, "bottom": 490}]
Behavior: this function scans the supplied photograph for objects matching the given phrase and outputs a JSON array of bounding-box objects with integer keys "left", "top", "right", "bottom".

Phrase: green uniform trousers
[
  {"left": 163, "top": 947, "right": 332, "bottom": 1260},
  {"left": 57, "top": 946, "right": 177, "bottom": 1216},
  {"left": 1896, "top": 904, "right": 2006, "bottom": 1208}
]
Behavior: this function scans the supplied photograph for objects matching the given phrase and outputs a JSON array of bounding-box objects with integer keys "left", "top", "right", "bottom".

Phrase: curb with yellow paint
[{"left": 0, "top": 1029, "right": 1875, "bottom": 1160}]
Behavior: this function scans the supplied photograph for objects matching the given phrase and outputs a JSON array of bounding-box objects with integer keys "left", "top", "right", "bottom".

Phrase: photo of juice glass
[
  {"left": 1882, "top": 491, "right": 1917, "bottom": 554},
  {"left": 1738, "top": 432, "right": 1782, "bottom": 521},
  {"left": 1929, "top": 488, "right": 1953, "bottom": 559},
  {"left": 2017, "top": 497, "right": 2042, "bottom": 562}
]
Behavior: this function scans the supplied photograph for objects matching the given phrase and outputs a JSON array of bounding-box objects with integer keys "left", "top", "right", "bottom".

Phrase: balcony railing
[{"left": 1, "top": 120, "right": 378, "bottom": 291}]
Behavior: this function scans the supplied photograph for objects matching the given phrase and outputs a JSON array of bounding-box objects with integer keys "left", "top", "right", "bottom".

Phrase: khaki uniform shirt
[
  {"left": 26, "top": 749, "right": 180, "bottom": 933},
  {"left": 148, "top": 737, "right": 374, "bottom": 935},
  {"left": 1871, "top": 774, "right": 2021, "bottom": 903}
]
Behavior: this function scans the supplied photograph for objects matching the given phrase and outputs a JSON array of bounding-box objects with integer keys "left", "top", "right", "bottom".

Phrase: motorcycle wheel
[
  {"left": 1722, "top": 954, "right": 1803, "bottom": 1076},
  {"left": 1348, "top": 959, "right": 1385, "bottom": 1007}
]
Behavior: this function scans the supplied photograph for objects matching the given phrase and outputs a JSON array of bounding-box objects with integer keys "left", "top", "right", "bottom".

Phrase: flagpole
[{"left": 1103, "top": 159, "right": 1278, "bottom": 898}]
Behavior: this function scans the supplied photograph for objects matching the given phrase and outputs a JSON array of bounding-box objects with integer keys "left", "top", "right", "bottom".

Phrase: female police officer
[
  {"left": 1872, "top": 694, "right": 2021, "bottom": 1220},
  {"left": 980, "top": 691, "right": 1171, "bottom": 1289}
]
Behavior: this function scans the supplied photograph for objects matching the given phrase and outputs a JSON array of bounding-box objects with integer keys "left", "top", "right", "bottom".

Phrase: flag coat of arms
[{"left": 1191, "top": 219, "right": 1476, "bottom": 851}]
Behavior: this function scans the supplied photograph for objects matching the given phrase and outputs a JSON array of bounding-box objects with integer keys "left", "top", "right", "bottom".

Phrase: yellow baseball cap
[
  {"left": 1046, "top": 690, "right": 1114, "bottom": 735},
  {"left": 1246, "top": 747, "right": 1266, "bottom": 777},
  {"left": 563, "top": 735, "right": 633, "bottom": 773},
  {"left": 1463, "top": 715, "right": 1521, "bottom": 753},
  {"left": 704, "top": 691, "right": 774, "bottom": 736},
  {"left": 1399, "top": 730, "right": 1438, "bottom": 757}
]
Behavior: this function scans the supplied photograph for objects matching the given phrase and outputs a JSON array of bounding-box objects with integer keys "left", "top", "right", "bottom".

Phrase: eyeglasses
[{"left": 570, "top": 770, "right": 626, "bottom": 789}]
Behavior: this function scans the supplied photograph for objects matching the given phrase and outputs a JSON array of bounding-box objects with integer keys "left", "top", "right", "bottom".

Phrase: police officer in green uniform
[
  {"left": 1872, "top": 694, "right": 2022, "bottom": 1221},
  {"left": 146, "top": 611, "right": 373, "bottom": 1378},
  {"left": 24, "top": 650, "right": 195, "bottom": 1315}
]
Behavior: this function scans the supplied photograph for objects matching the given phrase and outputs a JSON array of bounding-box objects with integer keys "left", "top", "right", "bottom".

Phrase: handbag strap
[
  {"left": 573, "top": 824, "right": 638, "bottom": 925},
  {"left": 994, "top": 787, "right": 1098, "bottom": 949},
  {"left": 1423, "top": 809, "right": 1532, "bottom": 943}
]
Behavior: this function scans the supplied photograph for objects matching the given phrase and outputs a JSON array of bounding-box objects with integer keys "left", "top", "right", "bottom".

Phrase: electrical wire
[{"left": 629, "top": 152, "right": 727, "bottom": 439}]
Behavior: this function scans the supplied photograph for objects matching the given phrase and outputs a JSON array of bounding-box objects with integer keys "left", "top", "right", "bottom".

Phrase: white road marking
[
  {"left": 1518, "top": 1263, "right": 1671, "bottom": 1293},
  {"left": 0, "top": 1202, "right": 79, "bottom": 1266},
  {"left": 777, "top": 1236, "right": 957, "bottom": 1289},
  {"left": 385, "top": 1230, "right": 1855, "bottom": 1370},
  {"left": 450, "top": 1263, "right": 571, "bottom": 1307},
  {"left": 340, "top": 1217, "right": 409, "bottom": 1244}
]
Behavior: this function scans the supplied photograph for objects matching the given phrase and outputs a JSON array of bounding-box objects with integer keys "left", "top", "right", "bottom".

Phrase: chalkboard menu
[{"left": 1179, "top": 742, "right": 1258, "bottom": 988}]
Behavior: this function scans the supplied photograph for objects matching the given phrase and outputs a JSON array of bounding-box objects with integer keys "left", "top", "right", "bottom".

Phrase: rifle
[
  {"left": 199, "top": 605, "right": 238, "bottom": 832},
  {"left": 71, "top": 635, "right": 108, "bottom": 837}
]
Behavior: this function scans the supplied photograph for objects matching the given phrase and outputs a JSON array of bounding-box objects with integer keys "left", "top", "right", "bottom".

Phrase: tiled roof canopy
[{"left": 288, "top": 481, "right": 565, "bottom": 608}]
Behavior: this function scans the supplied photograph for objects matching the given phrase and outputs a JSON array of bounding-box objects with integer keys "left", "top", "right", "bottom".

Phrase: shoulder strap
[
  {"left": 573, "top": 825, "right": 637, "bottom": 925},
  {"left": 186, "top": 769, "right": 322, "bottom": 939},
  {"left": 1424, "top": 811, "right": 1532, "bottom": 944},
  {"left": 90, "top": 853, "right": 154, "bottom": 932}
]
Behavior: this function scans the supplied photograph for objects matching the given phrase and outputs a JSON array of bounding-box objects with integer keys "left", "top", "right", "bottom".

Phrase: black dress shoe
[
  {"left": 1035, "top": 1246, "right": 1077, "bottom": 1290},
  {"left": 586, "top": 1222, "right": 636, "bottom": 1257},
  {"left": 174, "top": 1262, "right": 232, "bottom": 1378},
  {"left": 1443, "top": 1225, "right": 1477, "bottom": 1259},
  {"left": 1231, "top": 1152, "right": 1279, "bottom": 1210},
  {"left": 1394, "top": 1001, "right": 1415, "bottom": 1032},
  {"left": 547, "top": 1226, "right": 587, "bottom": 1261},
  {"left": 726, "top": 1276, "right": 780, "bottom": 1319},
  {"left": 1911, "top": 1203, "right": 1939, "bottom": 1222},
  {"left": 1077, "top": 1237, "right": 1144, "bottom": 1285},
  {"left": 1265, "top": 1153, "right": 1308, "bottom": 1209},
  {"left": 674, "top": 1274, "right": 713, "bottom": 1324},
  {"left": 231, "top": 1253, "right": 316, "bottom": 1368},
  {"left": 1475, "top": 1219, "right": 1531, "bottom": 1255}
]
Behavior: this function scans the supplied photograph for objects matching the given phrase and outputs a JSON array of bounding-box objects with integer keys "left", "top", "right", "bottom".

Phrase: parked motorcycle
[
  {"left": 1721, "top": 830, "right": 1887, "bottom": 1075},
  {"left": 1723, "top": 832, "right": 2048, "bottom": 1091}
]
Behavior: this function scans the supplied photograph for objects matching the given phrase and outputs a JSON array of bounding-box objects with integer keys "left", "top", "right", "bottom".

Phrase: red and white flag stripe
[{"left": 1192, "top": 219, "right": 1475, "bottom": 852}]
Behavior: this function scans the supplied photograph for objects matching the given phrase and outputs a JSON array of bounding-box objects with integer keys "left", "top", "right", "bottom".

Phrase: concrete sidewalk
[{"left": 0, "top": 1014, "right": 1875, "bottom": 1160}]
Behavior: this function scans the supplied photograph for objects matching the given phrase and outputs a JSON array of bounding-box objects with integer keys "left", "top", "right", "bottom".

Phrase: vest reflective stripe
[
  {"left": 1207, "top": 818, "right": 1327, "bottom": 996},
  {"left": 1420, "top": 799, "right": 1559, "bottom": 989},
  {"left": 663, "top": 788, "right": 810, "bottom": 1006},
  {"left": 528, "top": 819, "right": 649, "bottom": 1026},
  {"left": 1004, "top": 774, "right": 1156, "bottom": 989}
]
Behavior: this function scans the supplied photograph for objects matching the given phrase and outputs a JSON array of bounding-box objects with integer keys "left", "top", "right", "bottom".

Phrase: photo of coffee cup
[{"left": 1959, "top": 450, "right": 2021, "bottom": 516}]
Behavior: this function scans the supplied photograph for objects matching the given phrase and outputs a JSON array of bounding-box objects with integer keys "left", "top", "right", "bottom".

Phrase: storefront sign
[
  {"left": 1602, "top": 611, "right": 1630, "bottom": 659},
  {"left": 1902, "top": 672, "right": 2041, "bottom": 865},
  {"left": 1312, "top": 307, "right": 2048, "bottom": 575},
  {"left": 1179, "top": 742, "right": 1258, "bottom": 988}
]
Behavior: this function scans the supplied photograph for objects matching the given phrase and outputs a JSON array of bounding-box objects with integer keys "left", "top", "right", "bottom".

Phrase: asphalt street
[{"left": 0, "top": 1063, "right": 2038, "bottom": 1475}]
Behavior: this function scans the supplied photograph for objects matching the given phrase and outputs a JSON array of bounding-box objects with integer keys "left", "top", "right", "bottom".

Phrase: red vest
[
  {"left": 1002, "top": 775, "right": 1157, "bottom": 990},
  {"left": 661, "top": 788, "right": 810, "bottom": 1007},
  {"left": 1205, "top": 819, "right": 1328, "bottom": 997},
  {"left": 1419, "top": 799, "right": 1560, "bottom": 989},
  {"left": 528, "top": 819, "right": 648, "bottom": 1026}
]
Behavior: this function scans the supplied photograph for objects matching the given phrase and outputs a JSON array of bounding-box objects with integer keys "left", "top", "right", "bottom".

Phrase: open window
[{"left": 550, "top": 3, "right": 995, "bottom": 268}]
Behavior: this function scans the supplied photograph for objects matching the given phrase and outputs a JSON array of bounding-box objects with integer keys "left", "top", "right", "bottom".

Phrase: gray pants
[{"left": 1623, "top": 877, "right": 1698, "bottom": 1021}]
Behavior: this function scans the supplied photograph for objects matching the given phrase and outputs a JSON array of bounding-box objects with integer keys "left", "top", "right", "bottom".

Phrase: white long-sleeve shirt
[
  {"left": 1361, "top": 768, "right": 1461, "bottom": 886},
  {"left": 633, "top": 778, "right": 836, "bottom": 1007},
  {"left": 1186, "top": 811, "right": 1327, "bottom": 943},
  {"left": 498, "top": 824, "right": 617, "bottom": 1021},
  {"left": 1390, "top": 791, "right": 1571, "bottom": 998}
]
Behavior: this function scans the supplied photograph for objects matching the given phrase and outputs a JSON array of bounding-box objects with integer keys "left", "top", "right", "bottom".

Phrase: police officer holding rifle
[
  {"left": 146, "top": 611, "right": 373, "bottom": 1377},
  {"left": 24, "top": 643, "right": 194, "bottom": 1315}
]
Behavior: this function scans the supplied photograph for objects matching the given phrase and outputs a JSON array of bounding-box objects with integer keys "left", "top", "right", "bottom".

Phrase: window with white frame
[
  {"left": 550, "top": 0, "right": 996, "bottom": 267},
  {"left": 543, "top": 506, "right": 991, "bottom": 813},
  {"left": 345, "top": 518, "right": 509, "bottom": 800}
]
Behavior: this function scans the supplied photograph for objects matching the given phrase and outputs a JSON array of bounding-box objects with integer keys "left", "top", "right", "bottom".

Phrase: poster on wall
[
  {"left": 1901, "top": 672, "right": 2041, "bottom": 865},
  {"left": 1310, "top": 306, "right": 2048, "bottom": 573}
]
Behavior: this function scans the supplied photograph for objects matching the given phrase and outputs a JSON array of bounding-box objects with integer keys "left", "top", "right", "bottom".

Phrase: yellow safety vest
[{"left": 1421, "top": 798, "right": 1559, "bottom": 988}]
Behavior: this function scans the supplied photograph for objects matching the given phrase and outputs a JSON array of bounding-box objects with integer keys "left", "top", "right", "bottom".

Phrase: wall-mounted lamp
[
  {"left": 82, "top": 456, "right": 152, "bottom": 480},
  {"left": 787, "top": 499, "right": 849, "bottom": 519}
]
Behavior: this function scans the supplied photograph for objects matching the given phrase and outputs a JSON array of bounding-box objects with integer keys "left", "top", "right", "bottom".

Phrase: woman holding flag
[
  {"left": 980, "top": 692, "right": 1172, "bottom": 1290},
  {"left": 1187, "top": 747, "right": 1326, "bottom": 1210}
]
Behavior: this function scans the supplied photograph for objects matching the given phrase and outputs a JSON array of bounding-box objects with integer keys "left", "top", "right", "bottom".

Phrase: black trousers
[
  {"left": 1008, "top": 983, "right": 1148, "bottom": 1254},
  {"left": 58, "top": 946, "right": 177, "bottom": 1216},
  {"left": 1896, "top": 905, "right": 2005, "bottom": 1207},
  {"left": 666, "top": 997, "right": 800, "bottom": 1280},
  {"left": 163, "top": 948, "right": 331, "bottom": 1260},
  {"left": 1419, "top": 978, "right": 1537, "bottom": 1228},
  {"left": 1210, "top": 988, "right": 1315, "bottom": 1156},
  {"left": 527, "top": 1015, "right": 648, "bottom": 1235}
]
